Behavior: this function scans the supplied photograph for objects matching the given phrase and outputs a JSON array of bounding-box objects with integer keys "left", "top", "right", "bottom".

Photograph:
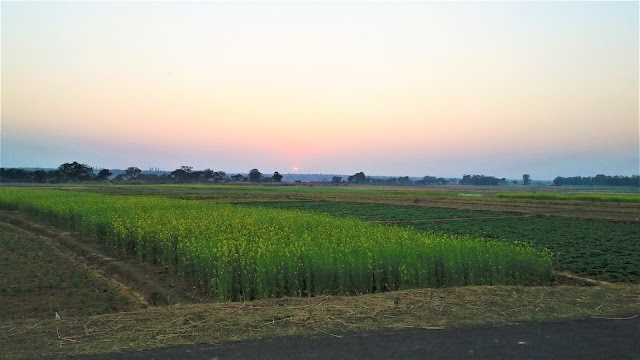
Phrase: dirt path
[
  {"left": 0, "top": 211, "right": 204, "bottom": 307},
  {"left": 53, "top": 316, "right": 640, "bottom": 360}
]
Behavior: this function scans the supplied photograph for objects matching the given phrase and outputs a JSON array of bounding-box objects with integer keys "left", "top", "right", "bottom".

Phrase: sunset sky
[{"left": 1, "top": 1, "right": 638, "bottom": 179}]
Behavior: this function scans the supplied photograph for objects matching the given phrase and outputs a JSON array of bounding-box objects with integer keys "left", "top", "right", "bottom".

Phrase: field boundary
[{"left": 2, "top": 282, "right": 638, "bottom": 359}]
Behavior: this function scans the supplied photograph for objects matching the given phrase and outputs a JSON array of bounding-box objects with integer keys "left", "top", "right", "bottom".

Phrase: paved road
[{"left": 60, "top": 317, "right": 639, "bottom": 360}]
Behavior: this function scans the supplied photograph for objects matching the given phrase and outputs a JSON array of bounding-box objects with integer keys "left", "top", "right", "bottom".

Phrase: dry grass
[{"left": 2, "top": 283, "right": 638, "bottom": 359}]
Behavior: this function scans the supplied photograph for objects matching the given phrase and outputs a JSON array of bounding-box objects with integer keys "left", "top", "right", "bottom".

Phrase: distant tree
[
  {"left": 459, "top": 174, "right": 506, "bottom": 186},
  {"left": 170, "top": 165, "right": 196, "bottom": 183},
  {"left": 58, "top": 162, "right": 94, "bottom": 182},
  {"left": 97, "top": 169, "right": 112, "bottom": 181},
  {"left": 523, "top": 174, "right": 531, "bottom": 185},
  {"left": 384, "top": 177, "right": 397, "bottom": 185},
  {"left": 512, "top": 180, "right": 518, "bottom": 185},
  {"left": 170, "top": 168, "right": 187, "bottom": 182},
  {"left": 249, "top": 169, "right": 262, "bottom": 182},
  {"left": 230, "top": 174, "right": 244, "bottom": 182},
  {"left": 272, "top": 171, "right": 283, "bottom": 182},
  {"left": 331, "top": 176, "right": 342, "bottom": 184},
  {"left": 415, "top": 176, "right": 447, "bottom": 185},
  {"left": 33, "top": 170, "right": 47, "bottom": 183},
  {"left": 136, "top": 173, "right": 161, "bottom": 183},
  {"left": 397, "top": 176, "right": 412, "bottom": 185},
  {"left": 201, "top": 169, "right": 215, "bottom": 182},
  {"left": 0, "top": 168, "right": 37, "bottom": 182},
  {"left": 553, "top": 175, "right": 638, "bottom": 187},
  {"left": 212, "top": 171, "right": 226, "bottom": 183},
  {"left": 169, "top": 167, "right": 189, "bottom": 183},
  {"left": 48, "top": 169, "right": 64, "bottom": 183},
  {"left": 347, "top": 172, "right": 367, "bottom": 183},
  {"left": 125, "top": 167, "right": 142, "bottom": 180}
]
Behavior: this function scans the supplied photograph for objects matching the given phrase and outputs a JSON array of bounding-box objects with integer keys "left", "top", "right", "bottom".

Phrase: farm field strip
[
  {"left": 496, "top": 192, "right": 640, "bottom": 203},
  {"left": 72, "top": 184, "right": 640, "bottom": 202},
  {"left": 0, "top": 188, "right": 552, "bottom": 302},
  {"left": 237, "top": 201, "right": 640, "bottom": 282},
  {"left": 72, "top": 184, "right": 640, "bottom": 221}
]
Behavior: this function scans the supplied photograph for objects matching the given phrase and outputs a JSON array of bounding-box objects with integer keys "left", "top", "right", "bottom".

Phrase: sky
[{"left": 1, "top": 1, "right": 638, "bottom": 179}]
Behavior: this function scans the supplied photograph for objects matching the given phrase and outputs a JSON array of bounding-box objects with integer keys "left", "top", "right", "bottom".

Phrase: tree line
[
  {"left": 553, "top": 175, "right": 639, "bottom": 187},
  {"left": 0, "top": 162, "right": 283, "bottom": 184},
  {"left": 335, "top": 172, "right": 448, "bottom": 186},
  {"left": 1, "top": 162, "right": 638, "bottom": 187}
]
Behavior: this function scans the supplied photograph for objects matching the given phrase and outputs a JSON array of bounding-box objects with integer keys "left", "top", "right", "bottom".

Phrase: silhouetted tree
[
  {"left": 249, "top": 169, "right": 262, "bottom": 182},
  {"left": 201, "top": 169, "right": 215, "bottom": 182},
  {"left": 459, "top": 174, "right": 506, "bottom": 186},
  {"left": 125, "top": 167, "right": 142, "bottom": 180},
  {"left": 58, "top": 162, "right": 93, "bottom": 182},
  {"left": 397, "top": 176, "right": 412, "bottom": 185},
  {"left": 415, "top": 176, "right": 448, "bottom": 185},
  {"left": 384, "top": 177, "right": 397, "bottom": 185},
  {"left": 97, "top": 169, "right": 112, "bottom": 181},
  {"left": 170, "top": 166, "right": 195, "bottom": 183},
  {"left": 0, "top": 168, "right": 36, "bottom": 182},
  {"left": 347, "top": 172, "right": 367, "bottom": 183},
  {"left": 272, "top": 171, "right": 283, "bottom": 182},
  {"left": 33, "top": 170, "right": 47, "bottom": 183},
  {"left": 553, "top": 175, "right": 639, "bottom": 187},
  {"left": 331, "top": 176, "right": 342, "bottom": 184},
  {"left": 523, "top": 174, "right": 531, "bottom": 185}
]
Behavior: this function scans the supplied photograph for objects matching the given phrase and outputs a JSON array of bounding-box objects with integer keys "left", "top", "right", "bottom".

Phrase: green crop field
[
  {"left": 0, "top": 188, "right": 552, "bottom": 301},
  {"left": 495, "top": 192, "right": 640, "bottom": 203},
  {"left": 234, "top": 201, "right": 504, "bottom": 222},
  {"left": 237, "top": 201, "right": 640, "bottom": 282}
]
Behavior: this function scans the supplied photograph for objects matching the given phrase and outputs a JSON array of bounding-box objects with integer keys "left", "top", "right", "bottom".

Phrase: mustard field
[{"left": 0, "top": 188, "right": 552, "bottom": 301}]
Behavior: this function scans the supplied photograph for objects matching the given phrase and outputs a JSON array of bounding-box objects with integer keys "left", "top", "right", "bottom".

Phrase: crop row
[{"left": 0, "top": 188, "right": 552, "bottom": 301}]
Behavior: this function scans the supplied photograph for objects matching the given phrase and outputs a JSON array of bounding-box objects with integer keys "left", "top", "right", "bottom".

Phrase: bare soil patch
[{"left": 0, "top": 211, "right": 206, "bottom": 310}]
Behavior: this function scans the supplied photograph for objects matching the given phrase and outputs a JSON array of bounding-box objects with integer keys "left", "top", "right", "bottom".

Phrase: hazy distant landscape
[{"left": 5, "top": 161, "right": 640, "bottom": 187}]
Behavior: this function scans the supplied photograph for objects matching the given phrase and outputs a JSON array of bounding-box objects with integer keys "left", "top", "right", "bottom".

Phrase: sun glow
[{"left": 292, "top": 167, "right": 299, "bottom": 173}]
